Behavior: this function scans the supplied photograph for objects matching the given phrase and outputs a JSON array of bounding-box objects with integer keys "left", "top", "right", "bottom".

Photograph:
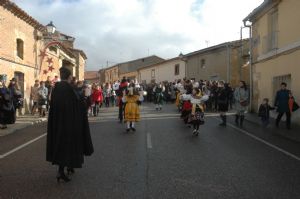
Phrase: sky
[{"left": 13, "top": 0, "right": 264, "bottom": 70}]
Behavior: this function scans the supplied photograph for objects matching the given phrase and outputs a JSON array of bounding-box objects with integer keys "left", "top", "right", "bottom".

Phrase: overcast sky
[{"left": 13, "top": 0, "right": 263, "bottom": 70}]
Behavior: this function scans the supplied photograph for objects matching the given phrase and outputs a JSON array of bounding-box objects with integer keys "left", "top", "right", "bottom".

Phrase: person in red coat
[{"left": 91, "top": 85, "right": 103, "bottom": 116}]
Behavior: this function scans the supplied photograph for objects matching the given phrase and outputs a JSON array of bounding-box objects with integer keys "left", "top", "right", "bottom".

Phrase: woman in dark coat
[
  {"left": 46, "top": 67, "right": 94, "bottom": 183},
  {"left": 217, "top": 81, "right": 229, "bottom": 126},
  {"left": 0, "top": 75, "right": 16, "bottom": 129}
]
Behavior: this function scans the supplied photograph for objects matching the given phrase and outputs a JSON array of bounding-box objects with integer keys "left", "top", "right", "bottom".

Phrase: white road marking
[
  {"left": 0, "top": 133, "right": 46, "bottom": 159},
  {"left": 219, "top": 119, "right": 300, "bottom": 161},
  {"left": 147, "top": 133, "right": 153, "bottom": 149}
]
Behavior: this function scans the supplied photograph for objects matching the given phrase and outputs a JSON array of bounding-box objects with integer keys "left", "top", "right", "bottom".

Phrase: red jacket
[{"left": 91, "top": 89, "right": 103, "bottom": 103}]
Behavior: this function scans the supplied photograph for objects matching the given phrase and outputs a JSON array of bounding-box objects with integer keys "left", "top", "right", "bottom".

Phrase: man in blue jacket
[{"left": 274, "top": 82, "right": 291, "bottom": 129}]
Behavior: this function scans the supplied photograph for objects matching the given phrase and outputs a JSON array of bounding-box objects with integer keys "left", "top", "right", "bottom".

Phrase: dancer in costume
[
  {"left": 190, "top": 88, "right": 208, "bottom": 136},
  {"left": 153, "top": 83, "right": 164, "bottom": 111},
  {"left": 122, "top": 84, "right": 144, "bottom": 132}
]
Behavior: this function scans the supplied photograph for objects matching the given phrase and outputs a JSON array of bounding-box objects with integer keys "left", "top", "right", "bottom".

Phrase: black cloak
[
  {"left": 0, "top": 87, "right": 16, "bottom": 125},
  {"left": 46, "top": 81, "right": 94, "bottom": 168}
]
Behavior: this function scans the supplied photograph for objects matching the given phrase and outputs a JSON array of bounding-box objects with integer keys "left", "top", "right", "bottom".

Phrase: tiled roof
[
  {"left": 243, "top": 0, "right": 273, "bottom": 22},
  {"left": 84, "top": 71, "right": 98, "bottom": 80},
  {"left": 137, "top": 57, "right": 182, "bottom": 71},
  {"left": 184, "top": 39, "right": 247, "bottom": 57},
  {"left": 0, "top": 0, "right": 45, "bottom": 31},
  {"left": 118, "top": 55, "right": 165, "bottom": 74}
]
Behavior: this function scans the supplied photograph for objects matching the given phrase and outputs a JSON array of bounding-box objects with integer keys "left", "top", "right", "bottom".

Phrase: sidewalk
[
  {"left": 0, "top": 115, "right": 47, "bottom": 137},
  {"left": 244, "top": 113, "right": 300, "bottom": 143}
]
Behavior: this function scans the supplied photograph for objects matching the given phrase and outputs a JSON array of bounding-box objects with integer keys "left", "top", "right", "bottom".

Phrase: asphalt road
[{"left": 0, "top": 103, "right": 299, "bottom": 199}]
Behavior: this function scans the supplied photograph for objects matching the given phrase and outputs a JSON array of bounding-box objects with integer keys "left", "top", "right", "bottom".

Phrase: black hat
[{"left": 59, "top": 67, "right": 72, "bottom": 80}]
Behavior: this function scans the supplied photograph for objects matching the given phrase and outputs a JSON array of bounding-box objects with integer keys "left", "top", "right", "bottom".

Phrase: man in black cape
[{"left": 46, "top": 67, "right": 94, "bottom": 182}]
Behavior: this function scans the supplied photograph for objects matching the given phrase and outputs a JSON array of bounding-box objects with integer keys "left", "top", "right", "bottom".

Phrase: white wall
[{"left": 139, "top": 59, "right": 185, "bottom": 83}]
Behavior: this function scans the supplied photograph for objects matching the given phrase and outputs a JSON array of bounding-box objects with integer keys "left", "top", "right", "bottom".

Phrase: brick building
[
  {"left": 0, "top": 0, "right": 87, "bottom": 113},
  {"left": 84, "top": 71, "right": 99, "bottom": 84}
]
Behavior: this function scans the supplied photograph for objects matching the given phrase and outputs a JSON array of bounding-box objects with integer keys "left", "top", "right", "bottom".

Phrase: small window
[
  {"left": 151, "top": 69, "right": 155, "bottom": 79},
  {"left": 16, "top": 39, "right": 24, "bottom": 59},
  {"left": 175, "top": 64, "right": 180, "bottom": 75},
  {"left": 49, "top": 46, "right": 57, "bottom": 54},
  {"left": 201, "top": 59, "right": 206, "bottom": 68}
]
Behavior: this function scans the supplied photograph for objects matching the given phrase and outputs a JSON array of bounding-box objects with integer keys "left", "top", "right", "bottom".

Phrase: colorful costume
[
  {"left": 122, "top": 87, "right": 143, "bottom": 132},
  {"left": 190, "top": 94, "right": 207, "bottom": 135},
  {"left": 153, "top": 86, "right": 164, "bottom": 110},
  {"left": 124, "top": 95, "right": 141, "bottom": 122}
]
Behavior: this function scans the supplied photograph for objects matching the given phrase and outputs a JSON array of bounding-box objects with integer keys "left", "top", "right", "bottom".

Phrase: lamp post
[
  {"left": 46, "top": 21, "right": 56, "bottom": 35},
  {"left": 38, "top": 21, "right": 64, "bottom": 76}
]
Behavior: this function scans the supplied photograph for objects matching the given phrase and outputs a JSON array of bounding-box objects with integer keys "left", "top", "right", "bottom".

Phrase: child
[
  {"left": 258, "top": 98, "right": 275, "bottom": 127},
  {"left": 122, "top": 85, "right": 144, "bottom": 132}
]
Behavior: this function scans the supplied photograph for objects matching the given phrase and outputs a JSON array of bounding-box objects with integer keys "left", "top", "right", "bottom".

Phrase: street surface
[{"left": 0, "top": 103, "right": 300, "bottom": 199}]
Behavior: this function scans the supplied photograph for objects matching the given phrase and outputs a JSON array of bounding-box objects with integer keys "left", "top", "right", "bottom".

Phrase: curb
[
  {"left": 0, "top": 118, "right": 47, "bottom": 137},
  {"left": 244, "top": 116, "right": 300, "bottom": 143}
]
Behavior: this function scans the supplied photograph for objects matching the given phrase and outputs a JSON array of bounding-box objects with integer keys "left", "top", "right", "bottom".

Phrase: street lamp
[{"left": 46, "top": 21, "right": 56, "bottom": 35}]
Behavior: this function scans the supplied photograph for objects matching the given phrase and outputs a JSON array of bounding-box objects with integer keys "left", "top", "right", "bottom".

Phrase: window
[
  {"left": 151, "top": 69, "right": 155, "bottom": 79},
  {"left": 264, "top": 8, "right": 278, "bottom": 53},
  {"left": 49, "top": 46, "right": 57, "bottom": 54},
  {"left": 175, "top": 64, "right": 180, "bottom": 75},
  {"left": 16, "top": 39, "right": 24, "bottom": 59},
  {"left": 201, "top": 59, "right": 206, "bottom": 68},
  {"left": 269, "top": 9, "right": 278, "bottom": 50}
]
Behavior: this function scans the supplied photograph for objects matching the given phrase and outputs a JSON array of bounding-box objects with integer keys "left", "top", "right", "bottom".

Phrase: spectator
[
  {"left": 234, "top": 81, "right": 249, "bottom": 127},
  {"left": 274, "top": 82, "right": 291, "bottom": 129},
  {"left": 0, "top": 75, "right": 15, "bottom": 129},
  {"left": 38, "top": 81, "right": 48, "bottom": 117},
  {"left": 30, "top": 80, "right": 40, "bottom": 115}
]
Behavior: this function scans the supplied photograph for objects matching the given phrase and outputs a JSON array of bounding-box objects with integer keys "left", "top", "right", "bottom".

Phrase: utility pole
[{"left": 205, "top": 40, "right": 209, "bottom": 47}]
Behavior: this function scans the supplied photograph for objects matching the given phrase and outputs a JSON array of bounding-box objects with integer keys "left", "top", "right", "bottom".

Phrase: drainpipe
[
  {"left": 240, "top": 26, "right": 244, "bottom": 81},
  {"left": 226, "top": 43, "right": 231, "bottom": 83},
  {"left": 243, "top": 20, "right": 253, "bottom": 112}
]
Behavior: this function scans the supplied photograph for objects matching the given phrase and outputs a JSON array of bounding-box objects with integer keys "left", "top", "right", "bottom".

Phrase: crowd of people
[{"left": 1, "top": 68, "right": 299, "bottom": 183}]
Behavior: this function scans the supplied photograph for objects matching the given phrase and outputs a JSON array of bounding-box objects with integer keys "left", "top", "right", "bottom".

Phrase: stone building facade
[
  {"left": 0, "top": 0, "right": 87, "bottom": 113},
  {"left": 138, "top": 57, "right": 185, "bottom": 84},
  {"left": 185, "top": 40, "right": 250, "bottom": 88},
  {"left": 244, "top": 0, "right": 300, "bottom": 122}
]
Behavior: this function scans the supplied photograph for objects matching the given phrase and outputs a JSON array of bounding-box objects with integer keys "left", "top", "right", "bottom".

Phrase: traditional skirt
[{"left": 124, "top": 96, "right": 140, "bottom": 122}]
